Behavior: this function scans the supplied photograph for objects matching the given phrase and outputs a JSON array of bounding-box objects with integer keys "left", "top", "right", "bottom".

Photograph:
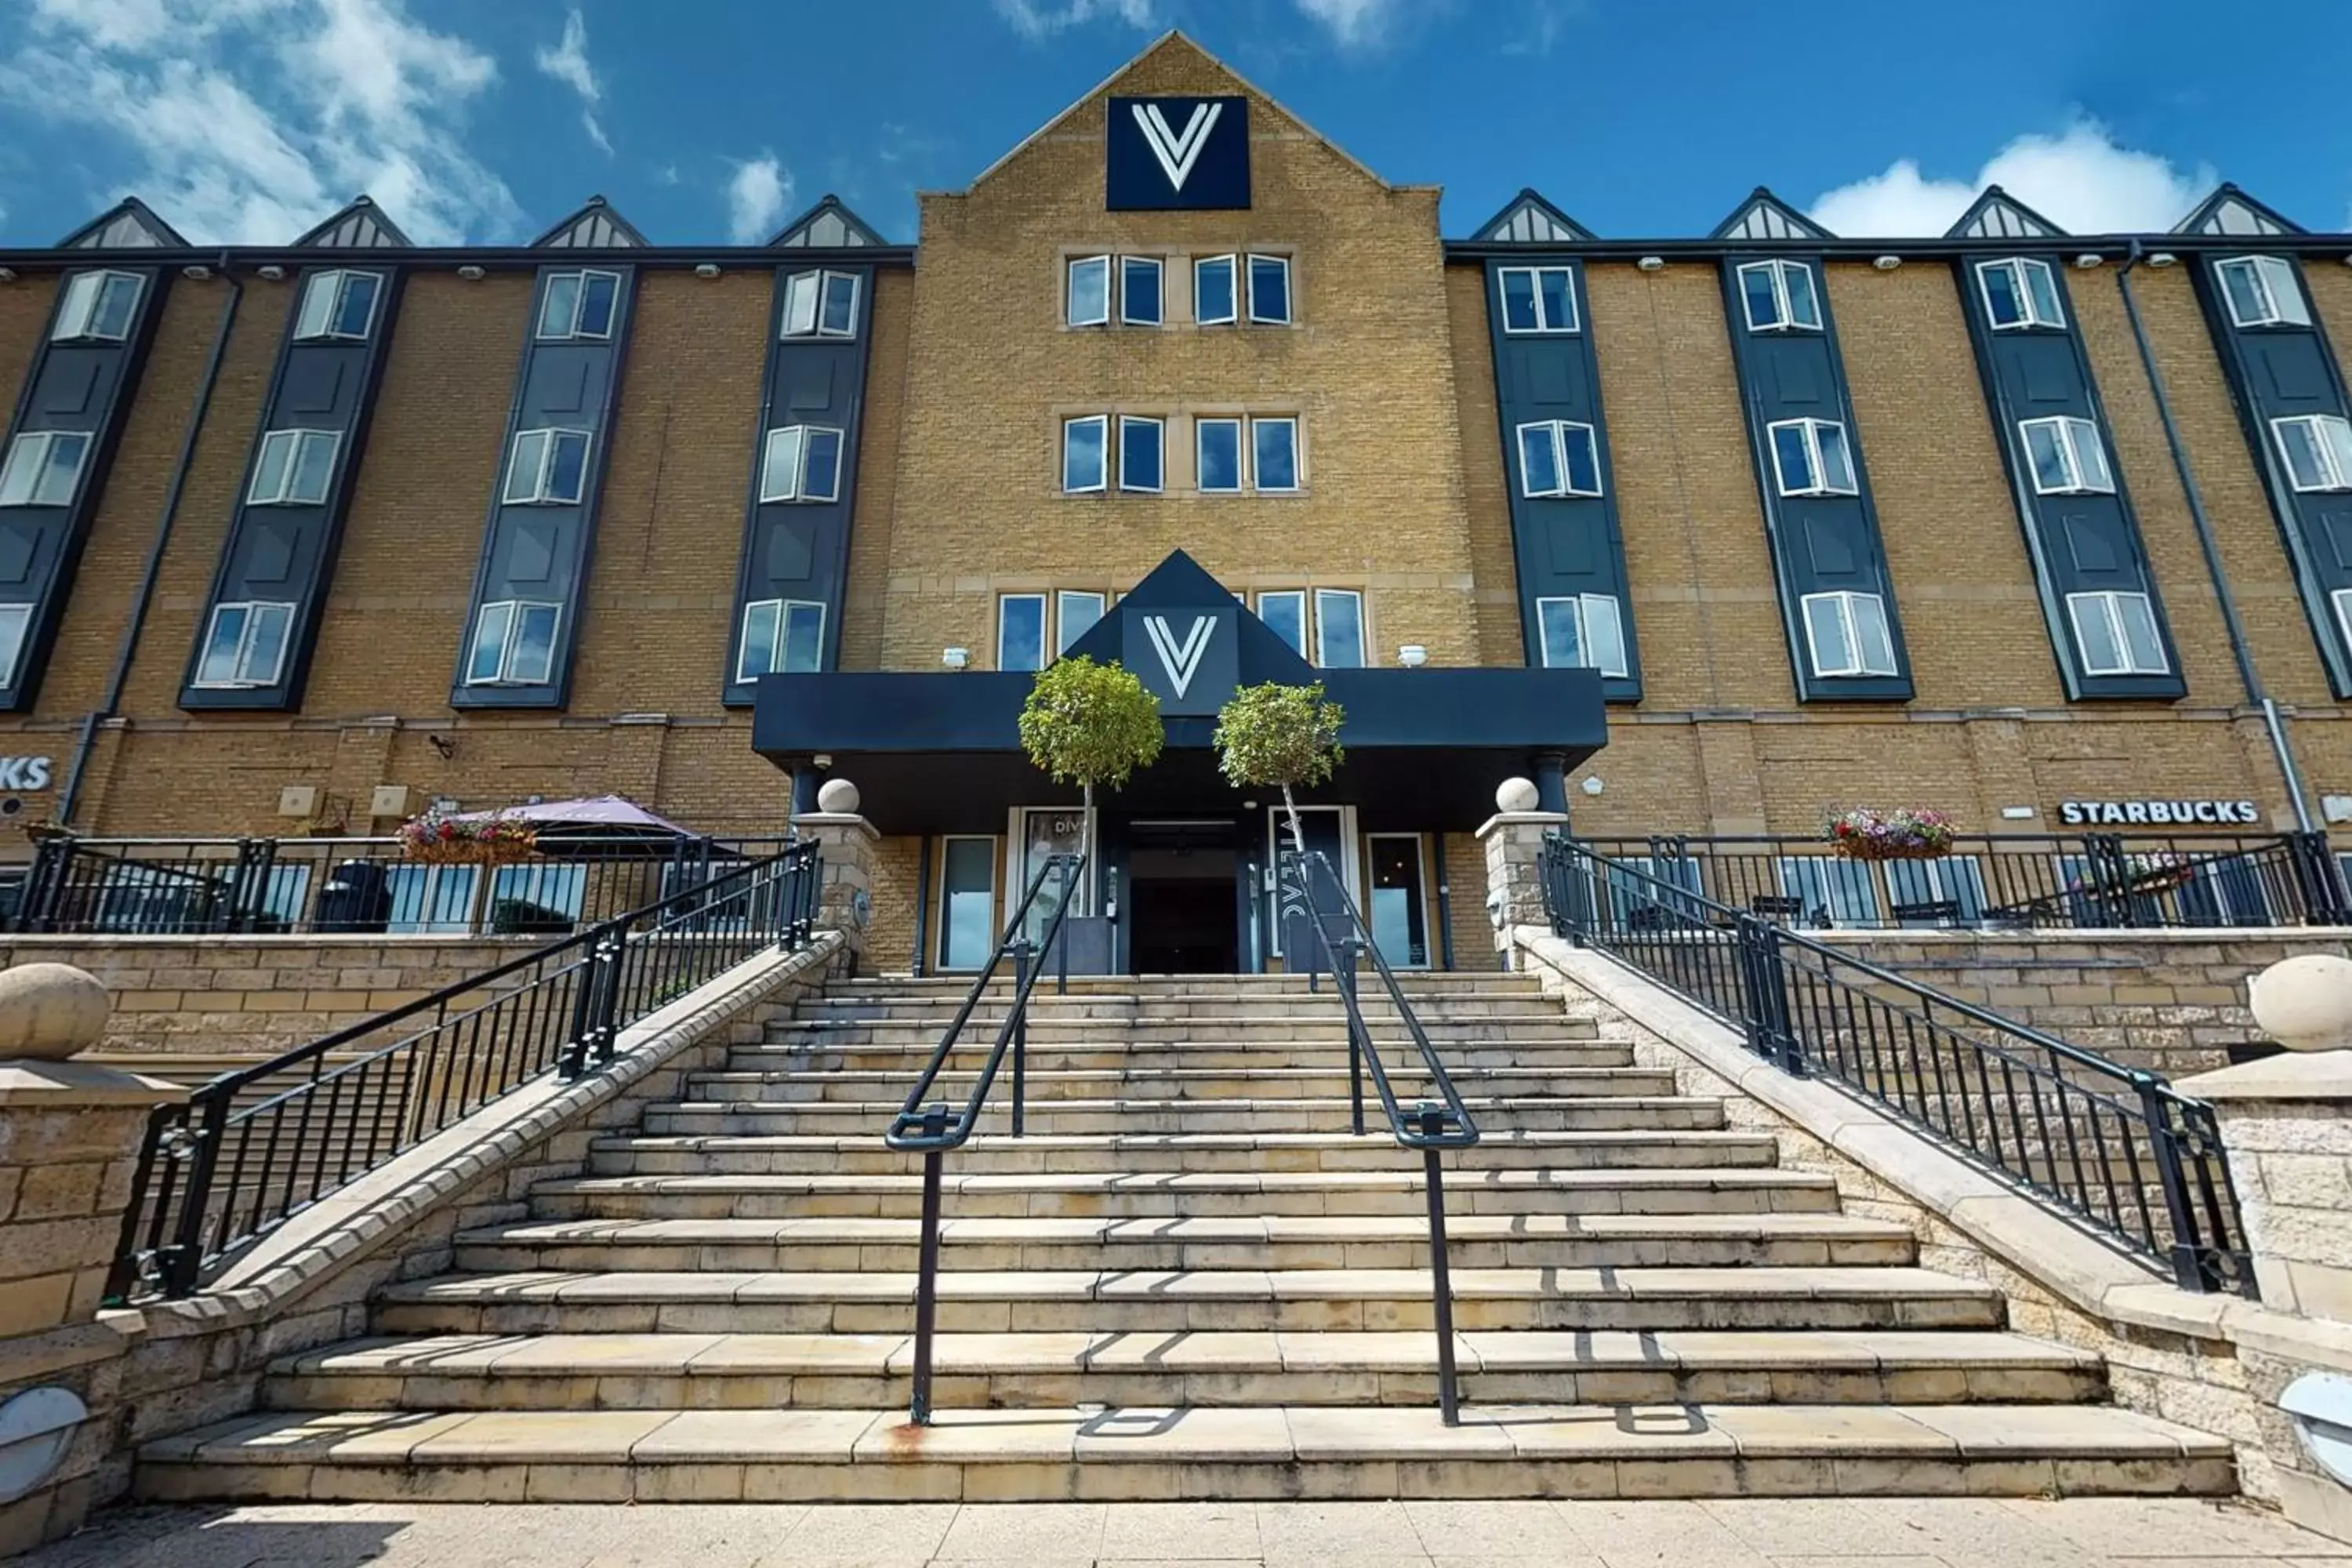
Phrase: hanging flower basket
[
  {"left": 397, "top": 808, "right": 537, "bottom": 866},
  {"left": 1824, "top": 807, "right": 1957, "bottom": 862}
]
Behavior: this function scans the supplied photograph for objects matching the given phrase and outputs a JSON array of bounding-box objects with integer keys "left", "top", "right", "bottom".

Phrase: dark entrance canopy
[{"left": 751, "top": 550, "right": 1606, "bottom": 834}]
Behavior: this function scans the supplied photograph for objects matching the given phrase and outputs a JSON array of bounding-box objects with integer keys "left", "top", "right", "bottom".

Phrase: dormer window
[
  {"left": 2274, "top": 415, "right": 2352, "bottom": 493},
  {"left": 1767, "top": 419, "right": 1856, "bottom": 495},
  {"left": 1977, "top": 258, "right": 2065, "bottom": 331},
  {"left": 52, "top": 270, "right": 144, "bottom": 343},
  {"left": 293, "top": 270, "right": 383, "bottom": 341},
  {"left": 782, "top": 270, "right": 859, "bottom": 339},
  {"left": 2020, "top": 416, "right": 2114, "bottom": 495},
  {"left": 1499, "top": 267, "right": 1577, "bottom": 334},
  {"left": 1737, "top": 260, "right": 1821, "bottom": 332},
  {"left": 2217, "top": 256, "right": 2310, "bottom": 328},
  {"left": 537, "top": 270, "right": 619, "bottom": 340}
]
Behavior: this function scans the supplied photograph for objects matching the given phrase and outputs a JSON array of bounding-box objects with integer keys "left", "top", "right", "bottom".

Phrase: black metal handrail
[
  {"left": 1574, "top": 829, "right": 2350, "bottom": 932},
  {"left": 884, "top": 851, "right": 1083, "bottom": 1425},
  {"left": 108, "top": 840, "right": 823, "bottom": 1300},
  {"left": 1538, "top": 833, "right": 2255, "bottom": 1297},
  {"left": 1284, "top": 847, "right": 1479, "bottom": 1423}
]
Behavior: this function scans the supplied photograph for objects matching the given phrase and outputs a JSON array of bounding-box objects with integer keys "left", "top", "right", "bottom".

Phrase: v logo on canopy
[{"left": 1143, "top": 614, "right": 1216, "bottom": 699}]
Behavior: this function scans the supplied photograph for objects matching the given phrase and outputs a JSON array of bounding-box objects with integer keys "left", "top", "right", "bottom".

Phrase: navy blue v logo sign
[{"left": 1106, "top": 96, "right": 1251, "bottom": 211}]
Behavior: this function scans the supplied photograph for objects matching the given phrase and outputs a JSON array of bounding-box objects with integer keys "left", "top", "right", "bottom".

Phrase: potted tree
[
  {"left": 1017, "top": 655, "right": 1164, "bottom": 974},
  {"left": 1214, "top": 681, "right": 1345, "bottom": 967}
]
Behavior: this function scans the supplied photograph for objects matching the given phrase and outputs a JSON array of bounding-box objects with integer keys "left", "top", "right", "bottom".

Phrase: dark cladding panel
[
  {"left": 181, "top": 266, "right": 404, "bottom": 710},
  {"left": 1955, "top": 252, "right": 2185, "bottom": 700},
  {"left": 1717, "top": 254, "right": 1915, "bottom": 702},
  {"left": 448, "top": 263, "right": 637, "bottom": 709},
  {"left": 0, "top": 264, "right": 169, "bottom": 710}
]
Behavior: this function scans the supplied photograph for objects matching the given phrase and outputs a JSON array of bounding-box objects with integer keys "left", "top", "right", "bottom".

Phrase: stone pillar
[
  {"left": 791, "top": 778, "right": 878, "bottom": 969},
  {"left": 2177, "top": 954, "right": 2352, "bottom": 1543},
  {"left": 0, "top": 964, "right": 177, "bottom": 1555},
  {"left": 1475, "top": 777, "right": 1570, "bottom": 969}
]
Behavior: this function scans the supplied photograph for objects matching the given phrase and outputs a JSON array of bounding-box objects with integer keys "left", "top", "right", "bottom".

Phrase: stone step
[
  {"left": 590, "top": 1129, "right": 1787, "bottom": 1176},
  {"left": 528, "top": 1167, "right": 1845, "bottom": 1221},
  {"left": 768, "top": 1017, "right": 1602, "bottom": 1044},
  {"left": 840, "top": 973, "right": 1544, "bottom": 992},
  {"left": 728, "top": 1042, "right": 1639, "bottom": 1073},
  {"left": 374, "top": 1265, "right": 2005, "bottom": 1336},
  {"left": 637, "top": 1098, "right": 1727, "bottom": 1138},
  {"left": 683, "top": 1066, "right": 1679, "bottom": 1103},
  {"left": 265, "top": 1329, "right": 2105, "bottom": 1413},
  {"left": 452, "top": 1212, "right": 1915, "bottom": 1275},
  {"left": 794, "top": 994, "right": 1570, "bottom": 1022},
  {"left": 140, "top": 1402, "right": 2231, "bottom": 1503}
]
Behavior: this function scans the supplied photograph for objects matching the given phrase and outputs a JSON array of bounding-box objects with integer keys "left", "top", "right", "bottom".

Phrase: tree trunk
[
  {"left": 1279, "top": 783, "right": 1305, "bottom": 855},
  {"left": 1080, "top": 780, "right": 1095, "bottom": 913}
]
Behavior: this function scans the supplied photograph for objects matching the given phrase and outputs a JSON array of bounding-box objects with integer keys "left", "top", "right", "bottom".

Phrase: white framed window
[
  {"left": 736, "top": 597, "right": 825, "bottom": 681},
  {"left": 1057, "top": 589, "right": 1105, "bottom": 655},
  {"left": 1119, "top": 416, "right": 1163, "bottom": 493},
  {"left": 2217, "top": 256, "right": 2310, "bottom": 328},
  {"left": 1976, "top": 257, "right": 2065, "bottom": 331},
  {"left": 464, "top": 599, "right": 562, "bottom": 685},
  {"left": 1067, "top": 255, "right": 1110, "bottom": 328},
  {"left": 760, "top": 425, "right": 845, "bottom": 503},
  {"left": 2067, "top": 590, "right": 2169, "bottom": 677},
  {"left": 1536, "top": 593, "right": 1628, "bottom": 677},
  {"left": 2335, "top": 587, "right": 2352, "bottom": 657},
  {"left": 53, "top": 270, "right": 144, "bottom": 343},
  {"left": 503, "top": 428, "right": 592, "bottom": 505},
  {"left": 2020, "top": 416, "right": 2114, "bottom": 495},
  {"left": 1062, "top": 416, "right": 1107, "bottom": 493},
  {"left": 1499, "top": 266, "right": 1577, "bottom": 334},
  {"left": 0, "top": 604, "right": 29, "bottom": 688},
  {"left": 782, "top": 269, "right": 859, "bottom": 339},
  {"left": 1251, "top": 416, "right": 1300, "bottom": 492},
  {"left": 1314, "top": 587, "right": 1365, "bottom": 668},
  {"left": 1256, "top": 590, "right": 1307, "bottom": 657},
  {"left": 2272, "top": 415, "right": 2352, "bottom": 493},
  {"left": 1800, "top": 590, "right": 1900, "bottom": 678},
  {"left": 0, "top": 431, "right": 92, "bottom": 509},
  {"left": 1737, "top": 259, "right": 1821, "bottom": 332},
  {"left": 1777, "top": 856, "right": 1881, "bottom": 927},
  {"left": 293, "top": 269, "right": 383, "bottom": 341},
  {"left": 192, "top": 600, "right": 296, "bottom": 688},
  {"left": 1195, "top": 255, "right": 1238, "bottom": 326},
  {"left": 1516, "top": 420, "right": 1602, "bottom": 498},
  {"left": 537, "top": 269, "right": 620, "bottom": 340},
  {"left": 1196, "top": 417, "right": 1243, "bottom": 493},
  {"left": 246, "top": 429, "right": 339, "bottom": 506},
  {"left": 1767, "top": 418, "right": 1857, "bottom": 496},
  {"left": 1247, "top": 254, "right": 1292, "bottom": 325},
  {"left": 998, "top": 593, "right": 1047, "bottom": 673},
  {"left": 1120, "top": 256, "right": 1163, "bottom": 327}
]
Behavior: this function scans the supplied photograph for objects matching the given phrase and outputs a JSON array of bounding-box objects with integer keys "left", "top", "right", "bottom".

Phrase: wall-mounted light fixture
[
  {"left": 2073, "top": 253, "right": 2104, "bottom": 270},
  {"left": 1635, "top": 256, "right": 1665, "bottom": 272},
  {"left": 1581, "top": 775, "right": 1604, "bottom": 797},
  {"left": 695, "top": 263, "right": 721, "bottom": 279},
  {"left": 426, "top": 733, "right": 458, "bottom": 760},
  {"left": 2147, "top": 252, "right": 2179, "bottom": 268},
  {"left": 1397, "top": 644, "right": 1428, "bottom": 667},
  {"left": 456, "top": 264, "right": 486, "bottom": 281},
  {"left": 941, "top": 647, "right": 970, "bottom": 670},
  {"left": 0, "top": 268, "right": 14, "bottom": 282},
  {"left": 1872, "top": 256, "right": 1901, "bottom": 270},
  {"left": 180, "top": 263, "right": 212, "bottom": 281},
  {"left": 256, "top": 263, "right": 286, "bottom": 281}
]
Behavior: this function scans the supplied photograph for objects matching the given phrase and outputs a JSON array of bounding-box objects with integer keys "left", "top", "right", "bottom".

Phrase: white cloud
[
  {"left": 991, "top": 0, "right": 1155, "bottom": 38},
  {"left": 2, "top": 0, "right": 518, "bottom": 245},
  {"left": 727, "top": 154, "right": 791, "bottom": 244},
  {"left": 1810, "top": 122, "right": 2213, "bottom": 238},
  {"left": 1291, "top": 0, "right": 1404, "bottom": 47},
  {"left": 534, "top": 7, "right": 611, "bottom": 156}
]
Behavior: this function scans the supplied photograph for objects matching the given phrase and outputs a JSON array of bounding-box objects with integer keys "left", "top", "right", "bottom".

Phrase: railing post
[
  {"left": 1736, "top": 914, "right": 1805, "bottom": 1078},
  {"left": 1337, "top": 936, "right": 1367, "bottom": 1136},
  {"left": 1057, "top": 858, "right": 1072, "bottom": 996},
  {"left": 157, "top": 1092, "right": 229, "bottom": 1298},
  {"left": 1011, "top": 938, "right": 1030, "bottom": 1138},
  {"left": 2136, "top": 1075, "right": 2221, "bottom": 1293},
  {"left": 16, "top": 833, "right": 75, "bottom": 933},
  {"left": 909, "top": 1105, "right": 949, "bottom": 1426},
  {"left": 1418, "top": 1105, "right": 1461, "bottom": 1426},
  {"left": 2286, "top": 830, "right": 2350, "bottom": 925}
]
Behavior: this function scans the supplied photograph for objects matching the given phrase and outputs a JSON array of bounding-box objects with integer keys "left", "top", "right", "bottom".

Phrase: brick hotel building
[{"left": 0, "top": 32, "right": 2349, "bottom": 974}]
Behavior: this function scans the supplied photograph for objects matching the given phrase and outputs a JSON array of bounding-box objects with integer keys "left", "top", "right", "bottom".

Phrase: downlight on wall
[
  {"left": 2148, "top": 253, "right": 2180, "bottom": 267},
  {"left": 2074, "top": 254, "right": 2104, "bottom": 270},
  {"left": 456, "top": 264, "right": 486, "bottom": 281},
  {"left": 1635, "top": 256, "right": 1665, "bottom": 272},
  {"left": 695, "top": 263, "right": 721, "bottom": 279},
  {"left": 1872, "top": 256, "right": 1901, "bottom": 270}
]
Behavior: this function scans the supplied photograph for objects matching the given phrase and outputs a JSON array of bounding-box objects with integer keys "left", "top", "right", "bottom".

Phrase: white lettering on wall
[
  {"left": 0, "top": 757, "right": 53, "bottom": 791},
  {"left": 2059, "top": 798, "right": 2259, "bottom": 828}
]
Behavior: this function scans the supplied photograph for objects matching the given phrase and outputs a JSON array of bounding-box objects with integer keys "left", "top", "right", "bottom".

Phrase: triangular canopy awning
[{"left": 452, "top": 793, "right": 695, "bottom": 837}]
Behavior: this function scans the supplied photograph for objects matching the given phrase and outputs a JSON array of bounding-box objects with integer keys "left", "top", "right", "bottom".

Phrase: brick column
[
  {"left": 790, "top": 798, "right": 880, "bottom": 970},
  {"left": 1475, "top": 779, "right": 1569, "bottom": 968},
  {"left": 0, "top": 967, "right": 179, "bottom": 1554}
]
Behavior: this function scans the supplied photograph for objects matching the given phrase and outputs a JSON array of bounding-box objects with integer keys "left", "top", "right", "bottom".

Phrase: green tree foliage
[
  {"left": 1017, "top": 656, "right": 1165, "bottom": 872},
  {"left": 1212, "top": 681, "right": 1345, "bottom": 849}
]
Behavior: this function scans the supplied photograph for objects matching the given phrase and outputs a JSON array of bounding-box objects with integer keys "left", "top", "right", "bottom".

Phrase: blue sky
[{"left": 2, "top": 0, "right": 2347, "bottom": 250}]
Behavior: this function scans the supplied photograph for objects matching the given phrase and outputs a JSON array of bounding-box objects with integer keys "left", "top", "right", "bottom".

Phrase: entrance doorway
[{"left": 1126, "top": 819, "right": 1242, "bottom": 974}]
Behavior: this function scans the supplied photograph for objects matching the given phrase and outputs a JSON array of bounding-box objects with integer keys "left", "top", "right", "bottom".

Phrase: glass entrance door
[
  {"left": 1265, "top": 805, "right": 1355, "bottom": 961},
  {"left": 938, "top": 836, "right": 997, "bottom": 971},
  {"left": 1009, "top": 807, "right": 1089, "bottom": 946},
  {"left": 1366, "top": 833, "right": 1430, "bottom": 969}
]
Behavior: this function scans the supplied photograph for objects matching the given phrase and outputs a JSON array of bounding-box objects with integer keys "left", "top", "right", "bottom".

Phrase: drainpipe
[
  {"left": 2114, "top": 238, "right": 2317, "bottom": 833},
  {"left": 55, "top": 252, "right": 243, "bottom": 829}
]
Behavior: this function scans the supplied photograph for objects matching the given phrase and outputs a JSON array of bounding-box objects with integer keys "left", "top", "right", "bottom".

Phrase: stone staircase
[{"left": 139, "top": 971, "right": 2232, "bottom": 1503}]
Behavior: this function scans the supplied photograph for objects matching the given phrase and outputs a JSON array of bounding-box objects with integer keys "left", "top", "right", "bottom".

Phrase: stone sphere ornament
[
  {"left": 1495, "top": 777, "right": 1540, "bottom": 815},
  {"left": 815, "top": 778, "right": 861, "bottom": 815},
  {"left": 0, "top": 963, "right": 111, "bottom": 1062},
  {"left": 2248, "top": 953, "right": 2352, "bottom": 1054}
]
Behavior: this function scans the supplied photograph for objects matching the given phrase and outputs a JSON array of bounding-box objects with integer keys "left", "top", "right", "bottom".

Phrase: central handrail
[
  {"left": 885, "top": 851, "right": 1084, "bottom": 1424},
  {"left": 1284, "top": 846, "right": 1479, "bottom": 1423}
]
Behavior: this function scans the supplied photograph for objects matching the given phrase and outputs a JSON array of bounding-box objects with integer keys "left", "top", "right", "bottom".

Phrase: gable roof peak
[
  {"left": 1711, "top": 187, "right": 1833, "bottom": 241},
  {"left": 2174, "top": 182, "right": 2303, "bottom": 238},
  {"left": 531, "top": 195, "right": 649, "bottom": 249},
  {"left": 769, "top": 193, "right": 890, "bottom": 249},
  {"left": 57, "top": 196, "right": 187, "bottom": 250},
  {"left": 293, "top": 194, "right": 414, "bottom": 249},
  {"left": 1471, "top": 187, "right": 1595, "bottom": 244},
  {"left": 1945, "top": 184, "right": 2066, "bottom": 241}
]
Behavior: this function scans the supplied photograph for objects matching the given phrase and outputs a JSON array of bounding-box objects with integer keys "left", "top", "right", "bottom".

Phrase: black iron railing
[
  {"left": 10, "top": 831, "right": 796, "bottom": 939},
  {"left": 1573, "top": 830, "right": 2350, "bottom": 933},
  {"left": 1538, "top": 833, "right": 2255, "bottom": 1297},
  {"left": 109, "top": 840, "right": 822, "bottom": 1300},
  {"left": 1283, "top": 847, "right": 1479, "bottom": 1422},
  {"left": 885, "top": 852, "right": 1083, "bottom": 1425}
]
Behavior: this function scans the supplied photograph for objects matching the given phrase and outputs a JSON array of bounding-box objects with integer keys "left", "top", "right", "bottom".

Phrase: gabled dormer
[
  {"left": 1946, "top": 186, "right": 2065, "bottom": 241},
  {"left": 531, "top": 196, "right": 649, "bottom": 249},
  {"left": 292, "top": 196, "right": 412, "bottom": 249},
  {"left": 1471, "top": 189, "right": 1595, "bottom": 244},
  {"left": 56, "top": 198, "right": 186, "bottom": 250},
  {"left": 770, "top": 194, "right": 889, "bottom": 249},
  {"left": 1711, "top": 188, "right": 1833, "bottom": 243},
  {"left": 2176, "top": 183, "right": 2303, "bottom": 238}
]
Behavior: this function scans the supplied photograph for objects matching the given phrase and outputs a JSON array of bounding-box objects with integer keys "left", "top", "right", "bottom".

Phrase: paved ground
[{"left": 22, "top": 1497, "right": 2350, "bottom": 1566}]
